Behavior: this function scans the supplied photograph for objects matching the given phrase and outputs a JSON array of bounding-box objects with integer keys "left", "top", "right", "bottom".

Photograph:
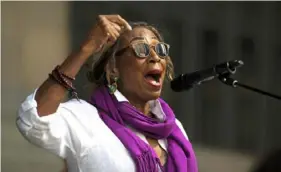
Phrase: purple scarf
[{"left": 89, "top": 86, "right": 198, "bottom": 172}]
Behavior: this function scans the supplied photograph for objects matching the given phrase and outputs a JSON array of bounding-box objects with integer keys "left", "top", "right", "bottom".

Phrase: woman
[{"left": 16, "top": 14, "right": 198, "bottom": 172}]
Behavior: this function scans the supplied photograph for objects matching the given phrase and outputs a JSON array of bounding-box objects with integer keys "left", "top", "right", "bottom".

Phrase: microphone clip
[{"left": 218, "top": 73, "right": 281, "bottom": 100}]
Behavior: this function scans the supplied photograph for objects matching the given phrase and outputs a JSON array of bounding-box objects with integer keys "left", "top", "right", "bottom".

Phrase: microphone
[{"left": 170, "top": 60, "right": 244, "bottom": 92}]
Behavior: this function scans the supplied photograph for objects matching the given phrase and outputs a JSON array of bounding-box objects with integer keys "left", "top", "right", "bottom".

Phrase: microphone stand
[{"left": 218, "top": 73, "right": 281, "bottom": 100}]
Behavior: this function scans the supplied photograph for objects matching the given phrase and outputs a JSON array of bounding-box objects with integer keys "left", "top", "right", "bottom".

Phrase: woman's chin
[
  {"left": 141, "top": 81, "right": 163, "bottom": 99},
  {"left": 142, "top": 88, "right": 162, "bottom": 101}
]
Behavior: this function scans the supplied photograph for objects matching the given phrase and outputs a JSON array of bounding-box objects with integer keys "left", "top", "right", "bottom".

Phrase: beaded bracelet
[
  {"left": 49, "top": 65, "right": 79, "bottom": 100},
  {"left": 54, "top": 65, "right": 75, "bottom": 81}
]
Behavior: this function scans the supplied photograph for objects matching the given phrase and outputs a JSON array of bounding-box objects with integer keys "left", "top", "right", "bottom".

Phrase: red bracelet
[
  {"left": 55, "top": 65, "right": 75, "bottom": 81},
  {"left": 49, "top": 66, "right": 79, "bottom": 100}
]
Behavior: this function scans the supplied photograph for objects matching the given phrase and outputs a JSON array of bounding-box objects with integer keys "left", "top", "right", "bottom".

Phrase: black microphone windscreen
[{"left": 170, "top": 74, "right": 193, "bottom": 92}]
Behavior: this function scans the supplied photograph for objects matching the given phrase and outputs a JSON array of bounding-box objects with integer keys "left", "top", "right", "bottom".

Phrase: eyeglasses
[{"left": 115, "top": 42, "right": 170, "bottom": 58}]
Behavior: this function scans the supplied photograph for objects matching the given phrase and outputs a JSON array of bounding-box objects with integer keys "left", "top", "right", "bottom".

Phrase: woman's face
[{"left": 114, "top": 27, "right": 167, "bottom": 102}]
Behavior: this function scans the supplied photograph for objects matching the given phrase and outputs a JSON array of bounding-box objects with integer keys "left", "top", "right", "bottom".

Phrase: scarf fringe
[{"left": 135, "top": 149, "right": 159, "bottom": 172}]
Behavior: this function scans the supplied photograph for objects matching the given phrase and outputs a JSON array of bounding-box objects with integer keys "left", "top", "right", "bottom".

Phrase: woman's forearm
[
  {"left": 35, "top": 49, "right": 94, "bottom": 116},
  {"left": 34, "top": 14, "right": 131, "bottom": 117}
]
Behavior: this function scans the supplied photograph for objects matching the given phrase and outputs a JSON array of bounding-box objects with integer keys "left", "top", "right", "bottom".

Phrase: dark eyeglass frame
[{"left": 115, "top": 42, "right": 170, "bottom": 58}]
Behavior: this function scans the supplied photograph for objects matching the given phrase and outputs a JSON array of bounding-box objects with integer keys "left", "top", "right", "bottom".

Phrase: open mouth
[
  {"left": 144, "top": 70, "right": 162, "bottom": 88},
  {"left": 145, "top": 73, "right": 161, "bottom": 82}
]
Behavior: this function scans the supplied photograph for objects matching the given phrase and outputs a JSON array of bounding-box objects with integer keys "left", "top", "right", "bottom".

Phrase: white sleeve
[
  {"left": 176, "top": 119, "right": 189, "bottom": 140},
  {"left": 16, "top": 89, "right": 70, "bottom": 158}
]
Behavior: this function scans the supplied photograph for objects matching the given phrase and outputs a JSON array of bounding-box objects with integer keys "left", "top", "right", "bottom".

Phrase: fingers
[
  {"left": 98, "top": 15, "right": 128, "bottom": 43},
  {"left": 111, "top": 22, "right": 122, "bottom": 32},
  {"left": 95, "top": 14, "right": 132, "bottom": 48},
  {"left": 105, "top": 22, "right": 121, "bottom": 42},
  {"left": 110, "top": 22, "right": 121, "bottom": 38},
  {"left": 106, "top": 15, "right": 132, "bottom": 31},
  {"left": 98, "top": 16, "right": 116, "bottom": 42},
  {"left": 82, "top": 14, "right": 129, "bottom": 54}
]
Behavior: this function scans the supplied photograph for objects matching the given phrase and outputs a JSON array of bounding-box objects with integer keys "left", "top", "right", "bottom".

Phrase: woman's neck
[
  {"left": 129, "top": 99, "right": 150, "bottom": 115},
  {"left": 118, "top": 89, "right": 150, "bottom": 115}
]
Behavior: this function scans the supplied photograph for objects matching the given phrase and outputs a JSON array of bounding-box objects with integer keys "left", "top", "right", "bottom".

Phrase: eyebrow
[{"left": 129, "top": 36, "right": 158, "bottom": 43}]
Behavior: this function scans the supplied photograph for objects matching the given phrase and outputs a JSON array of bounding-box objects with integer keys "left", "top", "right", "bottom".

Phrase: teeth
[
  {"left": 156, "top": 77, "right": 160, "bottom": 82},
  {"left": 153, "top": 76, "right": 160, "bottom": 83},
  {"left": 145, "top": 73, "right": 161, "bottom": 83},
  {"left": 145, "top": 76, "right": 159, "bottom": 83}
]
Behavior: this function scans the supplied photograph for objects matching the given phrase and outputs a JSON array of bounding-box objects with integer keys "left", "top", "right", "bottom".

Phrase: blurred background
[{"left": 2, "top": 1, "right": 281, "bottom": 172}]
